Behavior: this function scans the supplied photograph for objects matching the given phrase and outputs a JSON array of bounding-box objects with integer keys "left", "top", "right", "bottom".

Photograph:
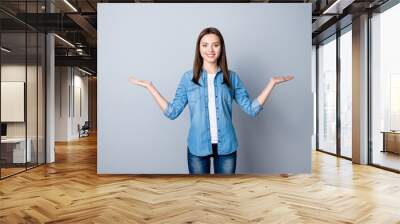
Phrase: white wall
[
  {"left": 55, "top": 67, "right": 89, "bottom": 141},
  {"left": 98, "top": 3, "right": 312, "bottom": 174},
  {"left": 55, "top": 66, "right": 69, "bottom": 141},
  {"left": 1, "top": 65, "right": 41, "bottom": 138},
  {"left": 71, "top": 72, "right": 89, "bottom": 138}
]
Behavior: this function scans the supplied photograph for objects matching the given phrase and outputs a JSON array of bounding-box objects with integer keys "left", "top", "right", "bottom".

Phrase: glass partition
[
  {"left": 0, "top": 1, "right": 46, "bottom": 179},
  {"left": 371, "top": 3, "right": 400, "bottom": 171},
  {"left": 1, "top": 31, "right": 28, "bottom": 177},
  {"left": 339, "top": 27, "right": 352, "bottom": 158},
  {"left": 27, "top": 30, "right": 38, "bottom": 169},
  {"left": 317, "top": 35, "right": 337, "bottom": 155}
]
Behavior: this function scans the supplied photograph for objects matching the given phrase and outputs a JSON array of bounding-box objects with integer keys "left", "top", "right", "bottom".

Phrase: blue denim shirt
[{"left": 163, "top": 67, "right": 263, "bottom": 156}]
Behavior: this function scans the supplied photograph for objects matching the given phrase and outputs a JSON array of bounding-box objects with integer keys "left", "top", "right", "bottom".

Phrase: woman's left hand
[{"left": 271, "top": 75, "right": 294, "bottom": 86}]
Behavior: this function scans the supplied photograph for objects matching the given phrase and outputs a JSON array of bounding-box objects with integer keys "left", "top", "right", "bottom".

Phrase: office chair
[{"left": 79, "top": 121, "right": 90, "bottom": 138}]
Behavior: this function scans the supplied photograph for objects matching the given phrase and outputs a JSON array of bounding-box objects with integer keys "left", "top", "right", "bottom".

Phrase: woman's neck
[{"left": 202, "top": 62, "right": 218, "bottom": 74}]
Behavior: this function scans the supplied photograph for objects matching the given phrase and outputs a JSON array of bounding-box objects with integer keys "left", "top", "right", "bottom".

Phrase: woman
[{"left": 128, "top": 27, "right": 293, "bottom": 175}]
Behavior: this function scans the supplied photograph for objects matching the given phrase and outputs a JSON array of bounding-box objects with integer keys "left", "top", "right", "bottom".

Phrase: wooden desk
[{"left": 381, "top": 131, "right": 400, "bottom": 154}]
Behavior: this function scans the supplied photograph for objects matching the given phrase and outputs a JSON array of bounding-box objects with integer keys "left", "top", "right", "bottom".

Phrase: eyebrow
[{"left": 200, "top": 42, "right": 220, "bottom": 44}]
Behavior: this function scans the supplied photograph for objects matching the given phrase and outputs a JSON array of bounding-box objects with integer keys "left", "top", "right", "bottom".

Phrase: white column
[
  {"left": 46, "top": 1, "right": 56, "bottom": 163},
  {"left": 352, "top": 14, "right": 369, "bottom": 164}
]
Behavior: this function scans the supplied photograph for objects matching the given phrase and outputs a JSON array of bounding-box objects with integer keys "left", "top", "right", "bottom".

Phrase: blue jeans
[{"left": 187, "top": 144, "right": 237, "bottom": 174}]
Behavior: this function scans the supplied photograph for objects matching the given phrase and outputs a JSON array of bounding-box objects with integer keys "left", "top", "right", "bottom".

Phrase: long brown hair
[{"left": 192, "top": 27, "right": 232, "bottom": 89}]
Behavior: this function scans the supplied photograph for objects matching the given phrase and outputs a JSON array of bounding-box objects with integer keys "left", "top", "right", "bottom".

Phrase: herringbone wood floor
[{"left": 1, "top": 134, "right": 400, "bottom": 223}]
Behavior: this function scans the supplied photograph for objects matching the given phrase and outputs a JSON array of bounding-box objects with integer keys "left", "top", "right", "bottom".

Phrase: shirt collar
[
  {"left": 201, "top": 66, "right": 222, "bottom": 75},
  {"left": 200, "top": 66, "right": 224, "bottom": 85}
]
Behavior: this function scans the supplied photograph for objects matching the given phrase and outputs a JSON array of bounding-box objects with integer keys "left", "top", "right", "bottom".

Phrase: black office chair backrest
[{"left": 82, "top": 121, "right": 90, "bottom": 129}]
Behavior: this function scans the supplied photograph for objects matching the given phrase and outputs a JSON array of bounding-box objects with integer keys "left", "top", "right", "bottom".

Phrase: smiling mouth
[{"left": 206, "top": 54, "right": 215, "bottom": 57}]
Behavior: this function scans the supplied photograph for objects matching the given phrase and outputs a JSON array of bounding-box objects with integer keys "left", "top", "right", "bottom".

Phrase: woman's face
[{"left": 199, "top": 33, "right": 221, "bottom": 64}]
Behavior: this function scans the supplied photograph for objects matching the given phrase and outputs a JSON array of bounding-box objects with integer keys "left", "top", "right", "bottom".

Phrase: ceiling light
[
  {"left": 1, "top": 47, "right": 11, "bottom": 53},
  {"left": 78, "top": 67, "right": 92, "bottom": 76},
  {"left": 63, "top": 0, "right": 78, "bottom": 12},
  {"left": 322, "top": 0, "right": 354, "bottom": 14},
  {"left": 54, "top": 34, "right": 75, "bottom": 48},
  {"left": 323, "top": 0, "right": 341, "bottom": 14},
  {"left": 324, "top": 0, "right": 344, "bottom": 14}
]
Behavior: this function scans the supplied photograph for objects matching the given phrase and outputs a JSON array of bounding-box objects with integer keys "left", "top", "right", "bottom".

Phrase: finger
[
  {"left": 129, "top": 78, "right": 142, "bottom": 86},
  {"left": 137, "top": 80, "right": 148, "bottom": 86},
  {"left": 128, "top": 76, "right": 136, "bottom": 82},
  {"left": 128, "top": 77, "right": 135, "bottom": 84},
  {"left": 285, "top": 75, "right": 294, "bottom": 81},
  {"left": 135, "top": 81, "right": 144, "bottom": 85}
]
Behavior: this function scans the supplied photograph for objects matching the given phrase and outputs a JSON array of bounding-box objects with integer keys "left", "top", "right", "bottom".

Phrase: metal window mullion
[
  {"left": 36, "top": 4, "right": 39, "bottom": 167},
  {"left": 44, "top": 23, "right": 47, "bottom": 164},
  {"left": 72, "top": 68, "right": 75, "bottom": 118},
  {"left": 25, "top": 0, "right": 27, "bottom": 170},
  {"left": 336, "top": 30, "right": 341, "bottom": 157},
  {"left": 367, "top": 11, "right": 373, "bottom": 165},
  {"left": 0, "top": 26, "right": 2, "bottom": 179},
  {"left": 316, "top": 45, "right": 320, "bottom": 150}
]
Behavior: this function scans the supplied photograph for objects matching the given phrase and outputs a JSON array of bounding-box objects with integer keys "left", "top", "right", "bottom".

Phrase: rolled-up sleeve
[
  {"left": 163, "top": 74, "right": 188, "bottom": 120},
  {"left": 233, "top": 72, "right": 263, "bottom": 117}
]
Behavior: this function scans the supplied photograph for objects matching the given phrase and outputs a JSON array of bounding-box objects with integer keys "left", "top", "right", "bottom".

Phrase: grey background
[{"left": 97, "top": 3, "right": 312, "bottom": 174}]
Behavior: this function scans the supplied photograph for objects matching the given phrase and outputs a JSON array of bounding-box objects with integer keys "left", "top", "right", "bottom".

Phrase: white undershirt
[{"left": 207, "top": 73, "right": 218, "bottom": 143}]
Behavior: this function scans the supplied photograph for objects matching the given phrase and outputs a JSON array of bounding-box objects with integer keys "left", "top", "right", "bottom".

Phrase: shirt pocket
[
  {"left": 221, "top": 84, "right": 233, "bottom": 103},
  {"left": 187, "top": 85, "right": 201, "bottom": 104}
]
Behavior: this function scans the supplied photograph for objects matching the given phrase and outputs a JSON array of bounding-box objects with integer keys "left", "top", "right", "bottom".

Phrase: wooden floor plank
[{"left": 0, "top": 134, "right": 400, "bottom": 223}]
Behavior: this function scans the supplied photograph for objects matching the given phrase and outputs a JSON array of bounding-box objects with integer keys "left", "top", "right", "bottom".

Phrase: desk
[
  {"left": 381, "top": 131, "right": 400, "bottom": 154},
  {"left": 1, "top": 138, "right": 31, "bottom": 163}
]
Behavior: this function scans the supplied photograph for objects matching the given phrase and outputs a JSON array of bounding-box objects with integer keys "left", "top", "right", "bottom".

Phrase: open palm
[
  {"left": 128, "top": 76, "right": 152, "bottom": 88},
  {"left": 271, "top": 75, "right": 294, "bottom": 85}
]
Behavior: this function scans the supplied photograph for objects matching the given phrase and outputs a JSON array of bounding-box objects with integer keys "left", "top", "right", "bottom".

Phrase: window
[
  {"left": 318, "top": 35, "right": 337, "bottom": 155},
  {"left": 371, "top": 2, "right": 400, "bottom": 171},
  {"left": 339, "top": 27, "right": 352, "bottom": 158}
]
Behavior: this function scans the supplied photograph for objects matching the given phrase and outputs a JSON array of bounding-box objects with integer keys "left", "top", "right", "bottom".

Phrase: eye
[{"left": 202, "top": 44, "right": 208, "bottom": 47}]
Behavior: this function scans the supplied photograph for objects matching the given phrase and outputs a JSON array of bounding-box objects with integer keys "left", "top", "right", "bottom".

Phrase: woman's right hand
[
  {"left": 128, "top": 76, "right": 153, "bottom": 89},
  {"left": 270, "top": 75, "right": 294, "bottom": 86},
  {"left": 128, "top": 76, "right": 168, "bottom": 112}
]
